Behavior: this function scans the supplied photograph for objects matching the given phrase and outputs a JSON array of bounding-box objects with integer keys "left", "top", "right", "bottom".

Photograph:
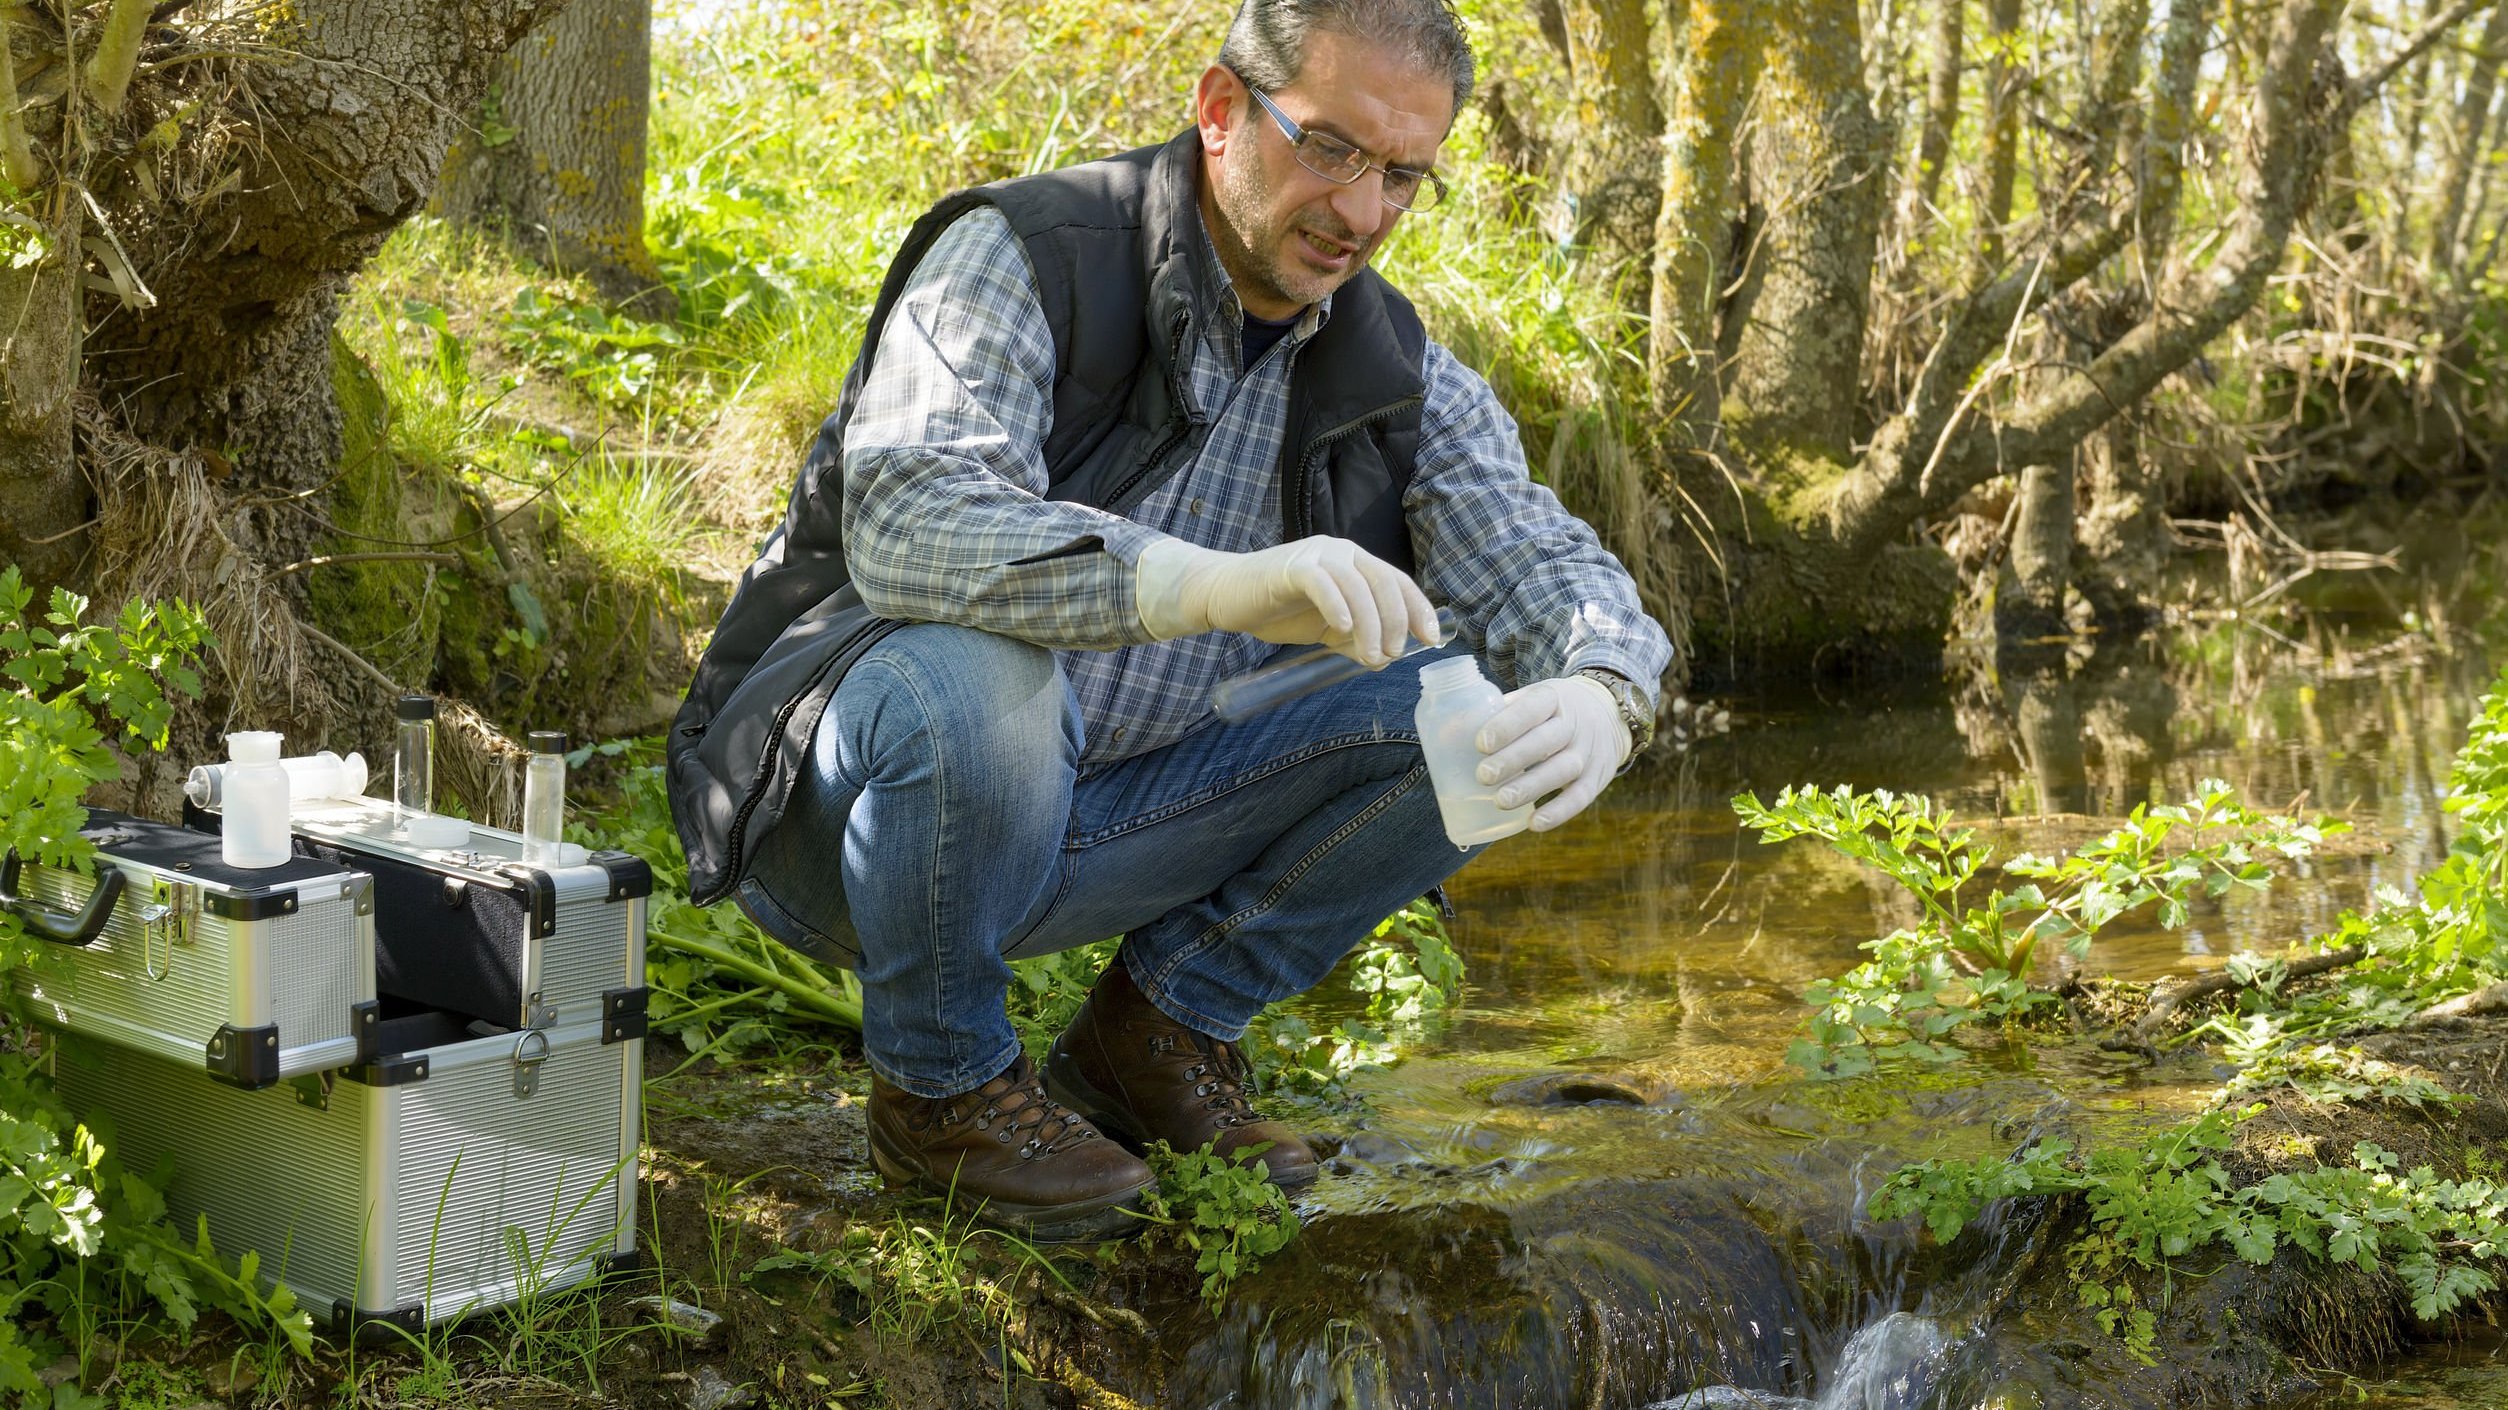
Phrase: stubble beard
[{"left": 1210, "top": 146, "right": 1365, "bottom": 314}]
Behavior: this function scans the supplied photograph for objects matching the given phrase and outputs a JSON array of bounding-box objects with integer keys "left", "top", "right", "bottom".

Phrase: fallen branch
[
  {"left": 2405, "top": 981, "right": 2508, "bottom": 1027},
  {"left": 2101, "top": 946, "right": 2368, "bottom": 1058}
]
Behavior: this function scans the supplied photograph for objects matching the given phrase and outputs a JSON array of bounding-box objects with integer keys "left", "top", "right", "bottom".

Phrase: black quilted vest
[{"left": 667, "top": 128, "right": 1430, "bottom": 905}]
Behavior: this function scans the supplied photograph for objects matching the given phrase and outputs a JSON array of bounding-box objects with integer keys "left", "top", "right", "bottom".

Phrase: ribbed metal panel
[
  {"left": 541, "top": 894, "right": 635, "bottom": 1025},
  {"left": 379, "top": 1020, "right": 631, "bottom": 1318},
  {"left": 15, "top": 866, "right": 368, "bottom": 1076},
  {"left": 53, "top": 1034, "right": 391, "bottom": 1311}
]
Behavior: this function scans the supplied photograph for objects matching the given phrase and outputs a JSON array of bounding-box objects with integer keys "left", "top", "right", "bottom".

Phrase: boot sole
[
  {"left": 866, "top": 1125, "right": 1152, "bottom": 1244},
  {"left": 1043, "top": 1037, "right": 1320, "bottom": 1191}
]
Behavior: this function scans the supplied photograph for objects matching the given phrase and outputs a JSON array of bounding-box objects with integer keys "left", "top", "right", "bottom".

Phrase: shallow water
[{"left": 1199, "top": 498, "right": 2508, "bottom": 1409}]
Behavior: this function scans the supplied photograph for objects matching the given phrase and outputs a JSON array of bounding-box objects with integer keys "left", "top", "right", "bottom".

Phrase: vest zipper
[
  {"left": 1285, "top": 395, "right": 1425, "bottom": 543},
  {"left": 1104, "top": 309, "right": 1201, "bottom": 516}
]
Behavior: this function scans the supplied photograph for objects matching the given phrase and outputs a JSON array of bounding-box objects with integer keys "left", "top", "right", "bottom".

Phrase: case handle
[{"left": 0, "top": 850, "right": 128, "bottom": 948}]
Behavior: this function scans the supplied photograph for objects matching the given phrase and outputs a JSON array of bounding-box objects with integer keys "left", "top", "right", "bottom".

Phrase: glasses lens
[
  {"left": 1293, "top": 131, "right": 1369, "bottom": 183},
  {"left": 1381, "top": 170, "right": 1423, "bottom": 210}
]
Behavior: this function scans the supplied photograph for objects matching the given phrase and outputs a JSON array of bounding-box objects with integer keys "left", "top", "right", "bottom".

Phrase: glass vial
[
  {"left": 394, "top": 694, "right": 436, "bottom": 821},
  {"left": 1413, "top": 657, "right": 1534, "bottom": 849},
  {"left": 220, "top": 731, "right": 292, "bottom": 869},
  {"left": 521, "top": 731, "right": 567, "bottom": 865}
]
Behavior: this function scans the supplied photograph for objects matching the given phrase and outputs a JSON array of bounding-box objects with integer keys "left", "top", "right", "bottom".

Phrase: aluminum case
[
  {"left": 6, "top": 809, "right": 377, "bottom": 1086},
  {"left": 53, "top": 1009, "right": 643, "bottom": 1333}
]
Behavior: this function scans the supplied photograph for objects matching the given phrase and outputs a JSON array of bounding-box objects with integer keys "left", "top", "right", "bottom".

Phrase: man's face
[{"left": 1195, "top": 31, "right": 1454, "bottom": 321}]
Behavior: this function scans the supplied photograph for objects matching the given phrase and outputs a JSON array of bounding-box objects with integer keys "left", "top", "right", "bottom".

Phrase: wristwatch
[{"left": 1573, "top": 666, "right": 1655, "bottom": 765}]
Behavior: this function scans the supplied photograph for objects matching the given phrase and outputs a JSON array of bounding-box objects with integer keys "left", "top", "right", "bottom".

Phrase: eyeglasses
[{"left": 1240, "top": 81, "right": 1447, "bottom": 213}]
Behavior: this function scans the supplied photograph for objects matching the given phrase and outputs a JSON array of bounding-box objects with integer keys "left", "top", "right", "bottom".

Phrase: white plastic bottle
[
  {"left": 1414, "top": 657, "right": 1534, "bottom": 848},
  {"left": 521, "top": 731, "right": 567, "bottom": 864},
  {"left": 220, "top": 731, "right": 293, "bottom": 869}
]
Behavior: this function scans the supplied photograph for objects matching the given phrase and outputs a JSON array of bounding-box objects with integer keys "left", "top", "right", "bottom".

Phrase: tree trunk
[
  {"left": 2003, "top": 459, "right": 2076, "bottom": 634},
  {"left": 1979, "top": 0, "right": 2024, "bottom": 268},
  {"left": 440, "top": 0, "right": 671, "bottom": 316},
  {"left": 1648, "top": 0, "right": 1762, "bottom": 434},
  {"left": 1721, "top": 0, "right": 1887, "bottom": 466},
  {"left": 1556, "top": 0, "right": 1663, "bottom": 300},
  {"left": 2391, "top": 0, "right": 2452, "bottom": 256},
  {"left": 1908, "top": 0, "right": 1963, "bottom": 222},
  {"left": 2431, "top": 0, "right": 2508, "bottom": 276},
  {"left": 0, "top": 209, "right": 84, "bottom": 599}
]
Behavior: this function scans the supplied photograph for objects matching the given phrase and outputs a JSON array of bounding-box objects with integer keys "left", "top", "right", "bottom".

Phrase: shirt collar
[{"left": 1190, "top": 205, "right": 1332, "bottom": 359}]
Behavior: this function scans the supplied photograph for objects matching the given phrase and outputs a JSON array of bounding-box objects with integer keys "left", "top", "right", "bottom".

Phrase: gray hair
[{"left": 1217, "top": 0, "right": 1476, "bottom": 123}]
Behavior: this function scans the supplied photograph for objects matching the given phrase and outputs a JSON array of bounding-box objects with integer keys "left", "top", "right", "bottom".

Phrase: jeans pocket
[{"left": 736, "top": 875, "right": 864, "bottom": 971}]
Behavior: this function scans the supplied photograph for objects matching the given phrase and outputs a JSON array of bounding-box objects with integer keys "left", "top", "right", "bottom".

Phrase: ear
[{"left": 1194, "top": 65, "right": 1244, "bottom": 157}]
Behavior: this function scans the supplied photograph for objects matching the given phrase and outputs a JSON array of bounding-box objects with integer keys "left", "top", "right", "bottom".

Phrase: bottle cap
[
  {"left": 528, "top": 730, "right": 567, "bottom": 754},
  {"left": 338, "top": 751, "right": 370, "bottom": 798},
  {"left": 396, "top": 694, "right": 436, "bottom": 722},
  {"left": 226, "top": 730, "right": 282, "bottom": 764},
  {"left": 402, "top": 813, "right": 472, "bottom": 849}
]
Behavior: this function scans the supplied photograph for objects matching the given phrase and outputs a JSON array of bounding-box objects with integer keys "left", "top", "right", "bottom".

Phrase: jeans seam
[
  {"left": 865, "top": 656, "right": 971, "bottom": 1085},
  {"left": 738, "top": 876, "right": 839, "bottom": 955},
  {"left": 1073, "top": 730, "right": 1422, "bottom": 848},
  {"left": 1139, "top": 758, "right": 1429, "bottom": 1037}
]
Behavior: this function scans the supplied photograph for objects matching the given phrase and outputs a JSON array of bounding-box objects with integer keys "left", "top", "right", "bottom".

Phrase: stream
[{"left": 1164, "top": 497, "right": 2508, "bottom": 1410}]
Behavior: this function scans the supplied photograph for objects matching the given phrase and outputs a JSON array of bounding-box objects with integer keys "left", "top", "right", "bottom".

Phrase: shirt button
[{"left": 1190, "top": 498, "right": 1205, "bottom": 516}]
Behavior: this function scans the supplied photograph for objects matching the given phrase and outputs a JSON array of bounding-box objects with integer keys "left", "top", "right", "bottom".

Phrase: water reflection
[{"left": 1192, "top": 499, "right": 2508, "bottom": 1409}]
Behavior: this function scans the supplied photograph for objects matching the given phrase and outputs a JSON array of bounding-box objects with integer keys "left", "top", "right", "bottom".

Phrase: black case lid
[{"left": 79, "top": 808, "right": 350, "bottom": 911}]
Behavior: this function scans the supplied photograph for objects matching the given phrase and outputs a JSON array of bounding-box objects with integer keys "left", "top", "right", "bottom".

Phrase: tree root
[
  {"left": 2098, "top": 946, "right": 2367, "bottom": 1060},
  {"left": 2404, "top": 982, "right": 2508, "bottom": 1027}
]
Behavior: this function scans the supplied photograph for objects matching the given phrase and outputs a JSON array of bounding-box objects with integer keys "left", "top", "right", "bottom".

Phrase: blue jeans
[{"left": 736, "top": 624, "right": 1477, "bottom": 1099}]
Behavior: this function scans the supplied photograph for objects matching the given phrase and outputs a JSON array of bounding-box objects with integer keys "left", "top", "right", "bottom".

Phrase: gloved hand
[
  {"left": 1136, "top": 536, "right": 1440, "bottom": 668},
  {"left": 1473, "top": 675, "right": 1631, "bottom": 832}
]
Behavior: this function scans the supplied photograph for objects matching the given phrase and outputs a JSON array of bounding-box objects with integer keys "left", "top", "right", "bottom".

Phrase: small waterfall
[{"left": 1648, "top": 1311, "right": 1951, "bottom": 1410}]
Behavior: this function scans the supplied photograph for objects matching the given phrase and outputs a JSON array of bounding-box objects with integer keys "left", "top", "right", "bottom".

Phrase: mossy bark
[
  {"left": 0, "top": 210, "right": 83, "bottom": 598},
  {"left": 439, "top": 0, "right": 671, "bottom": 317},
  {"left": 1721, "top": 0, "right": 1887, "bottom": 467},
  {"left": 1648, "top": 0, "right": 1760, "bottom": 435},
  {"left": 1556, "top": 0, "right": 1663, "bottom": 301}
]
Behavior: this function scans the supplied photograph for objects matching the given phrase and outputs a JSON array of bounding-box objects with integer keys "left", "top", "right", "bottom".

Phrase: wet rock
[
  {"left": 1650, "top": 1391, "right": 1802, "bottom": 1410},
  {"left": 678, "top": 1365, "right": 757, "bottom": 1410},
  {"left": 631, "top": 1294, "right": 726, "bottom": 1347},
  {"left": 1486, "top": 1071, "right": 1663, "bottom": 1106}
]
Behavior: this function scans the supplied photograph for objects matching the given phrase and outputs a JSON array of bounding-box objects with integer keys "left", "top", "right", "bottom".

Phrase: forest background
[
  {"left": 5, "top": 0, "right": 2508, "bottom": 799},
  {"left": 6, "top": 0, "right": 2508, "bottom": 1401}
]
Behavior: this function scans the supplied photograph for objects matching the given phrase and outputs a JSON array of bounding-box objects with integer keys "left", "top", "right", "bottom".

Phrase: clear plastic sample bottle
[
  {"left": 1413, "top": 657, "right": 1534, "bottom": 849},
  {"left": 521, "top": 731, "right": 567, "bottom": 864},
  {"left": 394, "top": 694, "right": 436, "bottom": 821},
  {"left": 220, "top": 731, "right": 293, "bottom": 869}
]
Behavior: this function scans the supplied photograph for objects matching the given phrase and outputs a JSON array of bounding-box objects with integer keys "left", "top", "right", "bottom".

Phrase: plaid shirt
[{"left": 841, "top": 205, "right": 1672, "bottom": 768}]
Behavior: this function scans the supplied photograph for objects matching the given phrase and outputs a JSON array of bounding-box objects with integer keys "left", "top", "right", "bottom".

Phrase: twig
[
  {"left": 274, "top": 550, "right": 462, "bottom": 577},
  {"left": 297, "top": 621, "right": 404, "bottom": 695}
]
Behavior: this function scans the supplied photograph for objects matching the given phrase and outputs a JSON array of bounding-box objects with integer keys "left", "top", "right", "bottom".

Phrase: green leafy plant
[
  {"left": 573, "top": 745, "right": 863, "bottom": 1068},
  {"left": 502, "top": 288, "right": 682, "bottom": 407},
  {"left": 1735, "top": 781, "right": 2334, "bottom": 1075},
  {"left": 0, "top": 569, "right": 313, "bottom": 1394},
  {"left": 1138, "top": 1142, "right": 1300, "bottom": 1309}
]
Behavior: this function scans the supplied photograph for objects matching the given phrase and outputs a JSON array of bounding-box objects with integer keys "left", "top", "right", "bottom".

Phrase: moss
[{"left": 307, "top": 333, "right": 452, "bottom": 688}]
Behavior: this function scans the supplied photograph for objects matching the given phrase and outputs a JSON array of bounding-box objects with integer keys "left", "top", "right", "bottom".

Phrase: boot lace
[
  {"left": 966, "top": 1064, "right": 1100, "bottom": 1161},
  {"left": 1181, "top": 1035, "right": 1261, "bottom": 1129}
]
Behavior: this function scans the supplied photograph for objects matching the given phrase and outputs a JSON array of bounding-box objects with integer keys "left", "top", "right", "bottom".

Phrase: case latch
[{"left": 511, "top": 1027, "right": 552, "bottom": 1098}]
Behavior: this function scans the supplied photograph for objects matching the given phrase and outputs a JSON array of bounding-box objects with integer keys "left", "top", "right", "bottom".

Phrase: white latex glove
[
  {"left": 1136, "top": 536, "right": 1440, "bottom": 668},
  {"left": 1473, "top": 675, "right": 1631, "bottom": 832}
]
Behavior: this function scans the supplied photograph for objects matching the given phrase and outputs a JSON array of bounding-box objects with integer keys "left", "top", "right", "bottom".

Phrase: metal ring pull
[{"left": 510, "top": 1026, "right": 552, "bottom": 1098}]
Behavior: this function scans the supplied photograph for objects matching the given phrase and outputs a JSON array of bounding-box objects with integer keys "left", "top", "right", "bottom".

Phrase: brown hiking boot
[
  {"left": 1043, "top": 958, "right": 1318, "bottom": 1189},
  {"left": 866, "top": 1052, "right": 1153, "bottom": 1242}
]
